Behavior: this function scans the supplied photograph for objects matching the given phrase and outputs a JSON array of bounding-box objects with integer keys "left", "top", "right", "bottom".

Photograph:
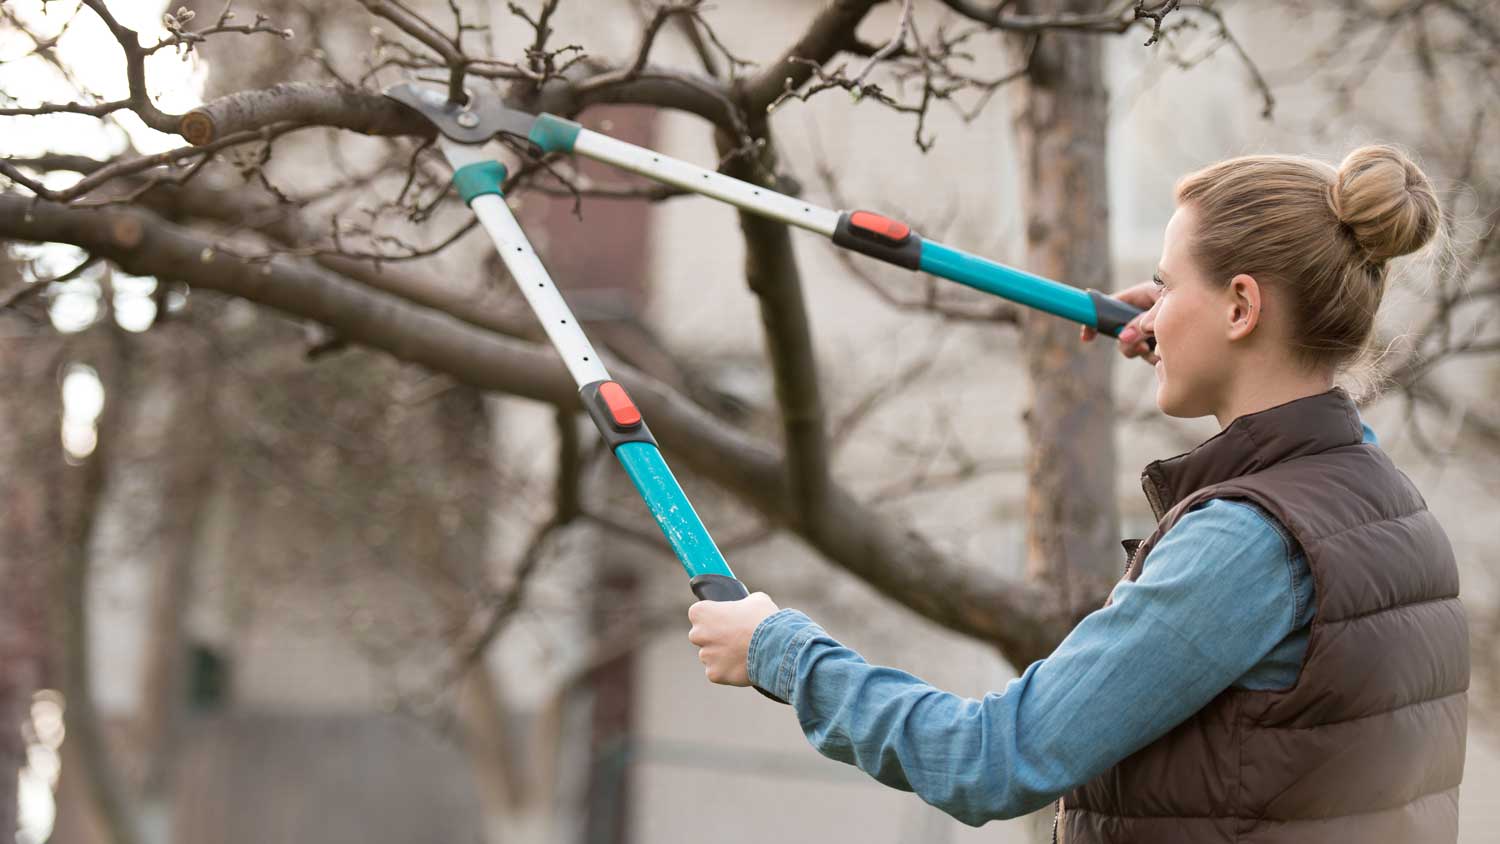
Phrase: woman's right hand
[{"left": 1080, "top": 280, "right": 1160, "bottom": 364}]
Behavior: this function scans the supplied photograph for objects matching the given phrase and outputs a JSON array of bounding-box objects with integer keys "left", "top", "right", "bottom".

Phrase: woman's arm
[{"left": 744, "top": 499, "right": 1310, "bottom": 825}]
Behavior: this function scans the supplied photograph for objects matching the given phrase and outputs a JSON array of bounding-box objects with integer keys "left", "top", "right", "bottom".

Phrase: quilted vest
[{"left": 1055, "top": 388, "right": 1468, "bottom": 843}]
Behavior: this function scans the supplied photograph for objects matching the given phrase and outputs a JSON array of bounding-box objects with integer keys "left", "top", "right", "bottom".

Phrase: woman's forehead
[{"left": 1161, "top": 205, "right": 1198, "bottom": 266}]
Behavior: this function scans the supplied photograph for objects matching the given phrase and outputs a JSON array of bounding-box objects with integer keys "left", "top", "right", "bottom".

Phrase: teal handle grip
[
  {"left": 918, "top": 240, "right": 1153, "bottom": 347},
  {"left": 615, "top": 443, "right": 786, "bottom": 704},
  {"left": 918, "top": 239, "right": 1098, "bottom": 326},
  {"left": 613, "top": 441, "right": 736, "bottom": 580}
]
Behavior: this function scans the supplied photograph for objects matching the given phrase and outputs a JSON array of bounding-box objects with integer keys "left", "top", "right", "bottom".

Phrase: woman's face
[{"left": 1150, "top": 204, "right": 1236, "bottom": 418}]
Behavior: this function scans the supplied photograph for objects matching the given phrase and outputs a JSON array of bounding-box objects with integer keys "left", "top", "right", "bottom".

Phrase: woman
[{"left": 687, "top": 145, "right": 1469, "bottom": 843}]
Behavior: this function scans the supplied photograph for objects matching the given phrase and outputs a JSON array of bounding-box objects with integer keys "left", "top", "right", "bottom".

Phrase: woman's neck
[{"left": 1214, "top": 368, "right": 1336, "bottom": 430}]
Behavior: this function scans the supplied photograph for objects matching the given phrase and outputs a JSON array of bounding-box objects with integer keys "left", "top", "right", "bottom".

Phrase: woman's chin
[{"left": 1154, "top": 371, "right": 1186, "bottom": 417}]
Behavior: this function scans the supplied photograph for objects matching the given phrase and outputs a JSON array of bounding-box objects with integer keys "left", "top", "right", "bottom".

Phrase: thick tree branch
[
  {"left": 938, "top": 0, "right": 1175, "bottom": 38},
  {"left": 179, "top": 82, "right": 432, "bottom": 146},
  {"left": 131, "top": 176, "right": 538, "bottom": 341},
  {"left": 0, "top": 193, "right": 1075, "bottom": 663},
  {"left": 717, "top": 122, "right": 832, "bottom": 530},
  {"left": 177, "top": 70, "right": 740, "bottom": 147}
]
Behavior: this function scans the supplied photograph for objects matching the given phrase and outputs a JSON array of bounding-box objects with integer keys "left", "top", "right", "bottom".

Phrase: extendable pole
[
  {"left": 443, "top": 138, "right": 754, "bottom": 605},
  {"left": 525, "top": 115, "right": 1152, "bottom": 345}
]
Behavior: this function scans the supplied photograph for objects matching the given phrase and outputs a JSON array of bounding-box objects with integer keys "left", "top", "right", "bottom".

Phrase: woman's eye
[{"left": 1151, "top": 273, "right": 1165, "bottom": 288}]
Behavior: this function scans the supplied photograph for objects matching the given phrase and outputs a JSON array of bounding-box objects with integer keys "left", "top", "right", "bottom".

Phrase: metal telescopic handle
[
  {"left": 556, "top": 121, "right": 1155, "bottom": 346},
  {"left": 441, "top": 142, "right": 786, "bottom": 703}
]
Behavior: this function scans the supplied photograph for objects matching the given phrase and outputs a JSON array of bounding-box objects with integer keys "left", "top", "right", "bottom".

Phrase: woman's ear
[{"left": 1225, "top": 273, "right": 1262, "bottom": 341}]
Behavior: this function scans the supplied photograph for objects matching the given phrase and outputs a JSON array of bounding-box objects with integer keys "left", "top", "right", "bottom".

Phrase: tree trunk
[
  {"left": 0, "top": 298, "right": 64, "bottom": 841},
  {"left": 1009, "top": 6, "right": 1121, "bottom": 841},
  {"left": 1011, "top": 3, "right": 1122, "bottom": 621},
  {"left": 54, "top": 324, "right": 141, "bottom": 844},
  {"left": 133, "top": 319, "right": 221, "bottom": 844}
]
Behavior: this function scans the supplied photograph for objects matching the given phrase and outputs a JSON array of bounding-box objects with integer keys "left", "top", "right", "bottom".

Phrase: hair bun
[{"left": 1331, "top": 145, "right": 1440, "bottom": 263}]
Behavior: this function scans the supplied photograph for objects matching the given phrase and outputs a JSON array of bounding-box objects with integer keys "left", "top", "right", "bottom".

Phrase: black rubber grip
[
  {"left": 689, "top": 573, "right": 750, "bottom": 601},
  {"left": 688, "top": 574, "right": 789, "bottom": 704},
  {"left": 1087, "top": 289, "right": 1156, "bottom": 351}
]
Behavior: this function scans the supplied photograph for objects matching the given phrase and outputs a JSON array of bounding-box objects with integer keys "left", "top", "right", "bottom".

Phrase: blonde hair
[{"left": 1175, "top": 145, "right": 1440, "bottom": 370}]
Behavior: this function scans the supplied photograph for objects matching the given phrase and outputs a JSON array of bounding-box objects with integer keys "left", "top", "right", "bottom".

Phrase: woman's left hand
[{"left": 687, "top": 592, "right": 780, "bottom": 686}]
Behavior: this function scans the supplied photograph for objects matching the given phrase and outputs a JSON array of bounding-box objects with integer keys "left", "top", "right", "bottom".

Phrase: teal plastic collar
[
  {"left": 528, "top": 113, "right": 581, "bottom": 154},
  {"left": 453, "top": 160, "right": 508, "bottom": 205}
]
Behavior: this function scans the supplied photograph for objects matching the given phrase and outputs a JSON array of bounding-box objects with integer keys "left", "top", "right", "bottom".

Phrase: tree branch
[
  {"left": 0, "top": 193, "right": 1075, "bottom": 663},
  {"left": 743, "top": 0, "right": 887, "bottom": 113},
  {"left": 358, "top": 0, "right": 469, "bottom": 104},
  {"left": 78, "top": 0, "right": 182, "bottom": 134},
  {"left": 179, "top": 82, "right": 432, "bottom": 146},
  {"left": 716, "top": 121, "right": 833, "bottom": 530},
  {"left": 177, "top": 69, "right": 742, "bottom": 147}
]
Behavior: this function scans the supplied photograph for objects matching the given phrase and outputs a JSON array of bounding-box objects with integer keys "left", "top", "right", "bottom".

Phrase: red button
[
  {"left": 849, "top": 210, "right": 911, "bottom": 243},
  {"left": 599, "top": 381, "right": 642, "bottom": 428}
]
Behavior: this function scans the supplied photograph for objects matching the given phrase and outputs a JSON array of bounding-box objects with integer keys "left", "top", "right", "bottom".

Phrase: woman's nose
[{"left": 1139, "top": 301, "right": 1160, "bottom": 335}]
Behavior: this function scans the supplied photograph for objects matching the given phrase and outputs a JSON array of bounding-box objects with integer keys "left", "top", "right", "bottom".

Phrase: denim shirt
[{"left": 746, "top": 424, "right": 1376, "bottom": 825}]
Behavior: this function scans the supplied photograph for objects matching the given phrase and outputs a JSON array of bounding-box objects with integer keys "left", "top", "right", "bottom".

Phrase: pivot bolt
[{"left": 456, "top": 111, "right": 479, "bottom": 128}]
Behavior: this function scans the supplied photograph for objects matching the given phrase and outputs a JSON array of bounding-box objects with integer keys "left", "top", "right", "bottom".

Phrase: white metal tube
[
  {"left": 442, "top": 139, "right": 612, "bottom": 388},
  {"left": 572, "top": 129, "right": 842, "bottom": 237}
]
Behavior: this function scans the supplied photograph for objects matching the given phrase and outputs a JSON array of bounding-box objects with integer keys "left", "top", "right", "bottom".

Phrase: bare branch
[
  {"left": 936, "top": 0, "right": 1179, "bottom": 38},
  {"left": 851, "top": 0, "right": 915, "bottom": 87},
  {"left": 0, "top": 194, "right": 1075, "bottom": 662},
  {"left": 447, "top": 408, "right": 583, "bottom": 676},
  {"left": 674, "top": 5, "right": 755, "bottom": 79},
  {"left": 76, "top": 0, "right": 183, "bottom": 134},
  {"left": 3, "top": 122, "right": 308, "bottom": 204},
  {"left": 0, "top": 253, "right": 99, "bottom": 310},
  {"left": 744, "top": 0, "right": 887, "bottom": 113},
  {"left": 144, "top": 3, "right": 292, "bottom": 57},
  {"left": 359, "top": 0, "right": 469, "bottom": 103}
]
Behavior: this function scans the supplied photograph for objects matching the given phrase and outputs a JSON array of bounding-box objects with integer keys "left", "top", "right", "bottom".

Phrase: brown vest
[{"left": 1056, "top": 389, "right": 1469, "bottom": 843}]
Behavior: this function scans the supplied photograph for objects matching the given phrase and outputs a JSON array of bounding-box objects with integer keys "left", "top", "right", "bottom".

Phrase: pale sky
[{"left": 2, "top": 0, "right": 209, "bottom": 339}]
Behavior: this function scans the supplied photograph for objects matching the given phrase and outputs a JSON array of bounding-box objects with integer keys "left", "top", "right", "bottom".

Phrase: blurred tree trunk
[
  {"left": 53, "top": 320, "right": 140, "bottom": 844},
  {"left": 0, "top": 257, "right": 64, "bottom": 841},
  {"left": 1011, "top": 2, "right": 1121, "bottom": 619},
  {"left": 133, "top": 319, "right": 221, "bottom": 844},
  {"left": 1010, "top": 5, "right": 1121, "bottom": 840}
]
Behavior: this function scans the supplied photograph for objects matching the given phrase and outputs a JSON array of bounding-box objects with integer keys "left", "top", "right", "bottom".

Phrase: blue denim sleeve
[{"left": 746, "top": 499, "right": 1305, "bottom": 825}]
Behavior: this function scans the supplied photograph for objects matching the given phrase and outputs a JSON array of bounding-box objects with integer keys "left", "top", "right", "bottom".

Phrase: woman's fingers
[
  {"left": 1082, "top": 321, "right": 1156, "bottom": 364},
  {"left": 1081, "top": 281, "right": 1160, "bottom": 360}
]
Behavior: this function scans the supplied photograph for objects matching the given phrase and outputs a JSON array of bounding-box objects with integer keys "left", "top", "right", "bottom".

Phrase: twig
[{"left": 359, "top": 0, "right": 469, "bottom": 103}]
